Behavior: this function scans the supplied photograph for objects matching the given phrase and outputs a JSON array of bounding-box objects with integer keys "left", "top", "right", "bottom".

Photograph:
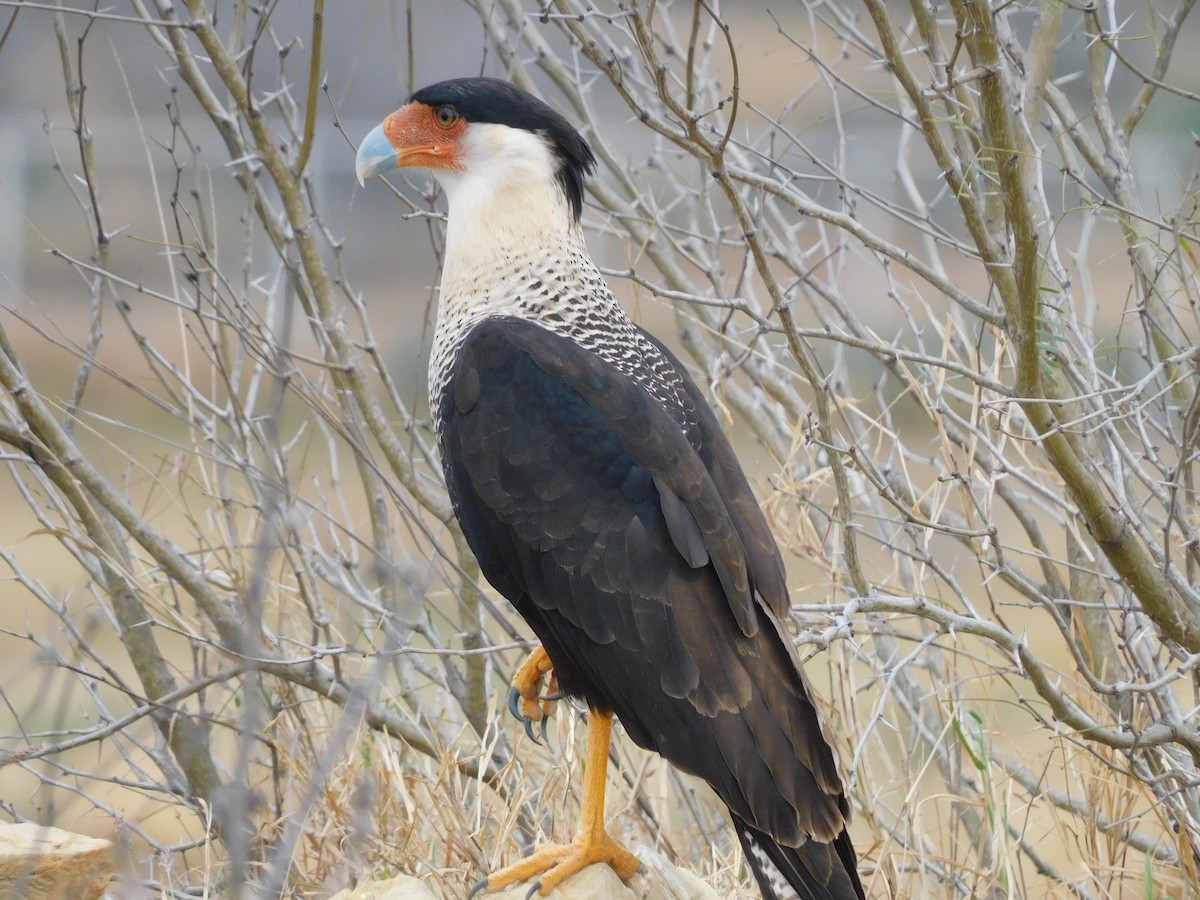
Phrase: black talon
[
  {"left": 468, "top": 877, "right": 490, "bottom": 898},
  {"left": 539, "top": 715, "right": 549, "bottom": 743},
  {"left": 541, "top": 690, "right": 563, "bottom": 702},
  {"left": 524, "top": 714, "right": 541, "bottom": 744},
  {"left": 523, "top": 880, "right": 543, "bottom": 900},
  {"left": 507, "top": 686, "right": 523, "bottom": 721}
]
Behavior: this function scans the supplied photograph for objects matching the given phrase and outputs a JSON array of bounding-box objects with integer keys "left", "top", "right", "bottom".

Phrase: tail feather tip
[{"left": 733, "top": 817, "right": 865, "bottom": 900}]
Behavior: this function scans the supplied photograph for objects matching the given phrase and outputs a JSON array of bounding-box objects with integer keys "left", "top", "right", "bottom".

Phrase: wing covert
[{"left": 441, "top": 316, "right": 768, "bottom": 639}]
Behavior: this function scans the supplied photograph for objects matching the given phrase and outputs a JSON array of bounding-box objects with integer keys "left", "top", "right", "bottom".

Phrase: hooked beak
[{"left": 355, "top": 122, "right": 399, "bottom": 186}]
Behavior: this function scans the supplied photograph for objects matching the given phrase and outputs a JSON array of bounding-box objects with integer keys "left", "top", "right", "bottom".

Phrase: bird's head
[{"left": 356, "top": 77, "right": 596, "bottom": 224}]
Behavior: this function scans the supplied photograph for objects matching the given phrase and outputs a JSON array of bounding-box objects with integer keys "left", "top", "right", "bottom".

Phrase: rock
[
  {"left": 0, "top": 822, "right": 112, "bottom": 900},
  {"left": 333, "top": 852, "right": 720, "bottom": 900},
  {"left": 485, "top": 851, "right": 720, "bottom": 900},
  {"left": 331, "top": 874, "right": 439, "bottom": 900},
  {"left": 487, "top": 865, "right": 629, "bottom": 899}
]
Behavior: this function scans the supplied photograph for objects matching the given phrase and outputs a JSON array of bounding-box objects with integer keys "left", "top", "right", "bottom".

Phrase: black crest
[{"left": 411, "top": 77, "right": 596, "bottom": 222}]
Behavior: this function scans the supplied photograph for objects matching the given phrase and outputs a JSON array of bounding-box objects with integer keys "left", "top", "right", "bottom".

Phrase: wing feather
[
  {"left": 654, "top": 474, "right": 710, "bottom": 567},
  {"left": 636, "top": 328, "right": 791, "bottom": 618}
]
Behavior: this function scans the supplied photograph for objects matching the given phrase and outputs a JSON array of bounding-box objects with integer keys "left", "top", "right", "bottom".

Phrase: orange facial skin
[{"left": 382, "top": 102, "right": 467, "bottom": 172}]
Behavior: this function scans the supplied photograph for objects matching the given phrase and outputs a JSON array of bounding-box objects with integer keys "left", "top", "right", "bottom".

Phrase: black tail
[{"left": 734, "top": 816, "right": 865, "bottom": 900}]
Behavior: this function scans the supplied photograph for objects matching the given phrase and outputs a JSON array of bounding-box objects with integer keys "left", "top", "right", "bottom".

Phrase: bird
[{"left": 356, "top": 77, "right": 865, "bottom": 900}]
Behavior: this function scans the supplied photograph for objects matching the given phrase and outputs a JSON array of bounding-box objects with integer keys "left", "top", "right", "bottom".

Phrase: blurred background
[{"left": 0, "top": 2, "right": 1198, "bottom": 898}]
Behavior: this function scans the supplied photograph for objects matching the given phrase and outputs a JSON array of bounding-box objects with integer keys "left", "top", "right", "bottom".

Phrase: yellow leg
[{"left": 476, "top": 709, "right": 639, "bottom": 896}]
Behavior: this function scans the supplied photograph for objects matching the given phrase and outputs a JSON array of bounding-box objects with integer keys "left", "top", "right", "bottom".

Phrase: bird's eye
[{"left": 434, "top": 105, "right": 460, "bottom": 129}]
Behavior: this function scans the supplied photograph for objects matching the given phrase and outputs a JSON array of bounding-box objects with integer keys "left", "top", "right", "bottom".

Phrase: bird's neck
[
  {"left": 427, "top": 175, "right": 641, "bottom": 418},
  {"left": 439, "top": 176, "right": 581, "bottom": 295},
  {"left": 433, "top": 175, "right": 615, "bottom": 345},
  {"left": 426, "top": 175, "right": 694, "bottom": 441}
]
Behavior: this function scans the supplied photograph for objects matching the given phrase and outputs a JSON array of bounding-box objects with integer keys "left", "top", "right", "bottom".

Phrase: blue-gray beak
[{"left": 355, "top": 123, "right": 399, "bottom": 186}]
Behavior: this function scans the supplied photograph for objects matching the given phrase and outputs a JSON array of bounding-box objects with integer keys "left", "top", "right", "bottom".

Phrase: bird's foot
[
  {"left": 508, "top": 645, "right": 560, "bottom": 743},
  {"left": 470, "top": 830, "right": 639, "bottom": 897}
]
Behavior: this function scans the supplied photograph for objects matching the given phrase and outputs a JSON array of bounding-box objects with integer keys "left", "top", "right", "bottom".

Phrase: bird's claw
[
  {"left": 508, "top": 685, "right": 525, "bottom": 722},
  {"left": 524, "top": 880, "right": 543, "bottom": 900},
  {"left": 509, "top": 646, "right": 560, "bottom": 741},
  {"left": 512, "top": 686, "right": 555, "bottom": 745},
  {"left": 467, "top": 877, "right": 489, "bottom": 899},
  {"left": 522, "top": 709, "right": 541, "bottom": 745}
]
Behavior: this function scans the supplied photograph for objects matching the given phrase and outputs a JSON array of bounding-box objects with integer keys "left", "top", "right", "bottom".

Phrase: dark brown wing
[
  {"left": 635, "top": 326, "right": 790, "bottom": 619},
  {"left": 437, "top": 316, "right": 857, "bottom": 892}
]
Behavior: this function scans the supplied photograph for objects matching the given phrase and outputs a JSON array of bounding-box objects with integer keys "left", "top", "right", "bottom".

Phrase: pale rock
[
  {"left": 333, "top": 852, "right": 721, "bottom": 900},
  {"left": 487, "top": 851, "right": 721, "bottom": 900},
  {"left": 330, "top": 874, "right": 438, "bottom": 900},
  {"left": 0, "top": 822, "right": 112, "bottom": 900}
]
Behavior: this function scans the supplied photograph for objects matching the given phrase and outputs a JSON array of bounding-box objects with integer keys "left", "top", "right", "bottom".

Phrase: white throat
[
  {"left": 432, "top": 123, "right": 579, "bottom": 292},
  {"left": 426, "top": 123, "right": 599, "bottom": 408}
]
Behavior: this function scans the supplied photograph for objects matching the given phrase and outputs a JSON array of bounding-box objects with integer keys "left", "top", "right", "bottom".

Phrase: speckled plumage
[
  {"left": 746, "top": 832, "right": 803, "bottom": 900},
  {"left": 429, "top": 224, "right": 693, "bottom": 439}
]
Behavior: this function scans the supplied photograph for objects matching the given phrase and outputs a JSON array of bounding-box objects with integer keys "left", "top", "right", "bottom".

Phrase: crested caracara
[{"left": 357, "top": 77, "right": 865, "bottom": 900}]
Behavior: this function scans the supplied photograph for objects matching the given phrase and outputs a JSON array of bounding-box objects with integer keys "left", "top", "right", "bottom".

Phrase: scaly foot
[{"left": 508, "top": 645, "right": 561, "bottom": 743}]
